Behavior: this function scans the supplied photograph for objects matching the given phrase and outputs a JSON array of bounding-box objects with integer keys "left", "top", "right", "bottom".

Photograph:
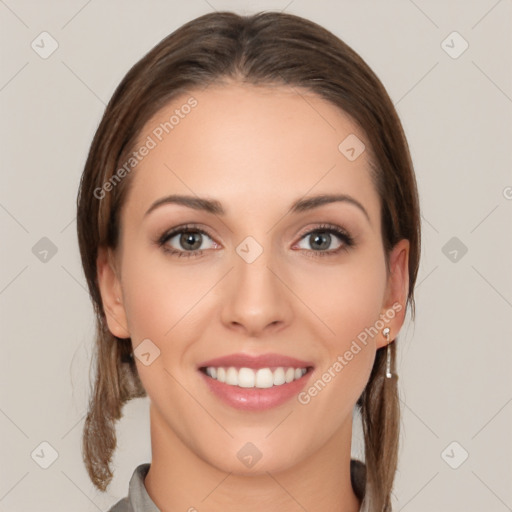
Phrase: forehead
[{"left": 123, "top": 82, "right": 380, "bottom": 223}]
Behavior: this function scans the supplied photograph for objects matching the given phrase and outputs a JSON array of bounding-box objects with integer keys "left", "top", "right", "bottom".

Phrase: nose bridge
[{"left": 220, "top": 235, "right": 293, "bottom": 335}]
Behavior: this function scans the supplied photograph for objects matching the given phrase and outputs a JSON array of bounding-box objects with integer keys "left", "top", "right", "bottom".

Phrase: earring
[{"left": 383, "top": 327, "right": 392, "bottom": 378}]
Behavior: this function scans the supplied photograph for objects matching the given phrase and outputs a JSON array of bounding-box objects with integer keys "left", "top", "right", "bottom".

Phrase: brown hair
[{"left": 77, "top": 10, "right": 420, "bottom": 511}]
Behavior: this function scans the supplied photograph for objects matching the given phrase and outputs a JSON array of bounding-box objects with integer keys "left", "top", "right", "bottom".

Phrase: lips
[
  {"left": 197, "top": 352, "right": 314, "bottom": 370},
  {"left": 197, "top": 352, "right": 316, "bottom": 410}
]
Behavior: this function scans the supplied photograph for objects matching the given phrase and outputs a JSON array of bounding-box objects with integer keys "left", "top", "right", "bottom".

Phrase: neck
[{"left": 144, "top": 403, "right": 361, "bottom": 512}]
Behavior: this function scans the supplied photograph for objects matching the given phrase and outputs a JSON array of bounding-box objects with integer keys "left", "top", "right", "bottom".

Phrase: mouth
[
  {"left": 196, "top": 353, "right": 315, "bottom": 411},
  {"left": 199, "top": 365, "right": 314, "bottom": 388}
]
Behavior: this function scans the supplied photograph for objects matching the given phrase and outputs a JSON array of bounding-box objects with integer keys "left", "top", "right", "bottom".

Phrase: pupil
[
  {"left": 181, "top": 232, "right": 201, "bottom": 250},
  {"left": 312, "top": 232, "right": 329, "bottom": 250}
]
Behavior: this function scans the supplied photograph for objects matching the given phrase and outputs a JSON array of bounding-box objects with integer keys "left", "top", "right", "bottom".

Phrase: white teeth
[
  {"left": 255, "top": 368, "right": 273, "bottom": 388},
  {"left": 285, "top": 367, "right": 295, "bottom": 383},
  {"left": 273, "top": 367, "right": 286, "bottom": 386},
  {"left": 238, "top": 367, "right": 255, "bottom": 388},
  {"left": 226, "top": 367, "right": 238, "bottom": 385},
  {"left": 203, "top": 366, "right": 308, "bottom": 388},
  {"left": 216, "top": 367, "right": 226, "bottom": 383}
]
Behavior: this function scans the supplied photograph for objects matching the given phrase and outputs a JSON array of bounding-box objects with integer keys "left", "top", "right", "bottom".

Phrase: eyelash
[{"left": 156, "top": 223, "right": 355, "bottom": 259}]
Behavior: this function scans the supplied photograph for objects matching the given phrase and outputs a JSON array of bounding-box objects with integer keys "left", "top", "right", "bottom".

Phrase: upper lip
[{"left": 198, "top": 353, "right": 314, "bottom": 370}]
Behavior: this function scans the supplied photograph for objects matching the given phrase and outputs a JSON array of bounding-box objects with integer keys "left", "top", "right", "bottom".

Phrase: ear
[
  {"left": 96, "top": 246, "right": 130, "bottom": 338},
  {"left": 376, "top": 238, "right": 410, "bottom": 349}
]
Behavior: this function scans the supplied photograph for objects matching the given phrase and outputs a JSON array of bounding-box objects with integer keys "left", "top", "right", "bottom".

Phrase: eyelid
[
  {"left": 292, "top": 223, "right": 355, "bottom": 253},
  {"left": 156, "top": 223, "right": 218, "bottom": 246},
  {"left": 295, "top": 222, "right": 351, "bottom": 239}
]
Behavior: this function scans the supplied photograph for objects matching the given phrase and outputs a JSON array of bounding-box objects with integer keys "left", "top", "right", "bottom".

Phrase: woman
[{"left": 77, "top": 10, "right": 420, "bottom": 512}]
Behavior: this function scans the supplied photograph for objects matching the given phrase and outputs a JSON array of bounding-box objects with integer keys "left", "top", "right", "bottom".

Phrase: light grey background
[{"left": 1, "top": 1, "right": 511, "bottom": 511}]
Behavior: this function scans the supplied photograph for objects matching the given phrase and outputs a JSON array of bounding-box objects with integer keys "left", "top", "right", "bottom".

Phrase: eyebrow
[{"left": 144, "top": 193, "right": 370, "bottom": 222}]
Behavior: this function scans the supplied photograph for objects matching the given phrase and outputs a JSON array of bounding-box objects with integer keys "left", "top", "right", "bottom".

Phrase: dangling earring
[{"left": 383, "top": 327, "right": 392, "bottom": 378}]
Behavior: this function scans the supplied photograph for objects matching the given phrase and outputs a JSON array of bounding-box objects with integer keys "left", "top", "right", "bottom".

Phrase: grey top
[
  {"left": 108, "top": 460, "right": 367, "bottom": 512},
  {"left": 108, "top": 464, "right": 158, "bottom": 512}
]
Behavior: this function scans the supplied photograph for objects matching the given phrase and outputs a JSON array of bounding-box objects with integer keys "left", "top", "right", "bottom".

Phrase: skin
[{"left": 97, "top": 82, "right": 409, "bottom": 512}]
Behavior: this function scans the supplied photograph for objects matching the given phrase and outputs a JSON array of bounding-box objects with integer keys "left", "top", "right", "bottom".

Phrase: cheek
[
  {"left": 297, "top": 265, "right": 385, "bottom": 420},
  {"left": 299, "top": 250, "right": 387, "bottom": 394},
  {"left": 121, "top": 248, "right": 205, "bottom": 340},
  {"left": 302, "top": 254, "right": 387, "bottom": 343}
]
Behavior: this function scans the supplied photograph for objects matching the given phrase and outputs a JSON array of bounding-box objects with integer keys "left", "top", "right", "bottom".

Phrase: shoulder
[
  {"left": 107, "top": 497, "right": 133, "bottom": 512},
  {"left": 107, "top": 463, "right": 158, "bottom": 512}
]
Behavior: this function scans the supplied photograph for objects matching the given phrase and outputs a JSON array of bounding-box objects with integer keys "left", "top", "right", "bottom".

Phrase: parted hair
[{"left": 76, "top": 11, "right": 420, "bottom": 511}]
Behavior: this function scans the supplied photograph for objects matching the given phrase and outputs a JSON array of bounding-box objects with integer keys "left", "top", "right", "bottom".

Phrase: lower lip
[{"left": 199, "top": 369, "right": 313, "bottom": 411}]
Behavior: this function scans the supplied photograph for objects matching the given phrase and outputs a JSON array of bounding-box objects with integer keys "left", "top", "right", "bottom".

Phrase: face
[{"left": 97, "top": 82, "right": 409, "bottom": 475}]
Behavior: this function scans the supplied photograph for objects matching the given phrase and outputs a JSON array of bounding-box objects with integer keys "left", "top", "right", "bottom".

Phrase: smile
[
  {"left": 201, "top": 366, "right": 309, "bottom": 388},
  {"left": 198, "top": 365, "right": 314, "bottom": 411}
]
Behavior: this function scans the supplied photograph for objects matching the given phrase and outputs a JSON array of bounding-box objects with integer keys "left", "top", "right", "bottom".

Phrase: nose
[{"left": 220, "top": 248, "right": 294, "bottom": 337}]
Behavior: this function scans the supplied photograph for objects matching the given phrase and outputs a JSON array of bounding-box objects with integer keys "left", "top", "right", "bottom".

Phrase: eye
[
  {"left": 294, "top": 224, "right": 354, "bottom": 257},
  {"left": 156, "top": 223, "right": 355, "bottom": 259},
  {"left": 157, "top": 224, "right": 218, "bottom": 258}
]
